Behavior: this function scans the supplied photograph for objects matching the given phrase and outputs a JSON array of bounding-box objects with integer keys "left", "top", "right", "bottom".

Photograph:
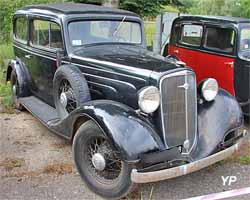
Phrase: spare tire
[{"left": 53, "top": 65, "right": 91, "bottom": 119}]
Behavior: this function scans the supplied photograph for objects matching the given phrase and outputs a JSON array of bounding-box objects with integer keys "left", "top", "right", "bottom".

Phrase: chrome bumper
[{"left": 131, "top": 137, "right": 245, "bottom": 183}]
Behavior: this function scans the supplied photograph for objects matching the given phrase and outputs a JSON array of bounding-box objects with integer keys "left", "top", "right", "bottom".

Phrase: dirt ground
[{"left": 0, "top": 111, "right": 250, "bottom": 200}]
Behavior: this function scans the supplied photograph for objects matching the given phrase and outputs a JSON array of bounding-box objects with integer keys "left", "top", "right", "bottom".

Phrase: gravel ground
[{"left": 0, "top": 111, "right": 250, "bottom": 200}]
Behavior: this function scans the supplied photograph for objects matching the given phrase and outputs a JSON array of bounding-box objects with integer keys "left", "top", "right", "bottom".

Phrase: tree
[
  {"left": 239, "top": 0, "right": 250, "bottom": 18},
  {"left": 72, "top": 0, "right": 182, "bottom": 17},
  {"left": 185, "top": 0, "right": 249, "bottom": 18}
]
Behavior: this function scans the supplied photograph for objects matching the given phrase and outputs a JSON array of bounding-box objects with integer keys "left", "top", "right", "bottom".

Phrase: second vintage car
[
  {"left": 162, "top": 15, "right": 250, "bottom": 116},
  {"left": 7, "top": 3, "right": 247, "bottom": 199}
]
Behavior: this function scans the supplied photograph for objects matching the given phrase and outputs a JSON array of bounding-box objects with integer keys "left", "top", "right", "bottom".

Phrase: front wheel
[{"left": 73, "top": 121, "right": 136, "bottom": 199}]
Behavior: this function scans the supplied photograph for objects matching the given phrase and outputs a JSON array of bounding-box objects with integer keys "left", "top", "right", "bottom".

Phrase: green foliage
[
  {"left": 0, "top": 0, "right": 63, "bottom": 43},
  {"left": 0, "top": 44, "right": 14, "bottom": 71},
  {"left": 236, "top": 156, "right": 250, "bottom": 165},
  {"left": 239, "top": 0, "right": 250, "bottom": 18},
  {"left": 119, "top": 0, "right": 181, "bottom": 17},
  {"left": 72, "top": 0, "right": 182, "bottom": 17},
  {"left": 184, "top": 0, "right": 249, "bottom": 18},
  {"left": 144, "top": 22, "right": 156, "bottom": 46},
  {"left": 0, "top": 44, "right": 14, "bottom": 112}
]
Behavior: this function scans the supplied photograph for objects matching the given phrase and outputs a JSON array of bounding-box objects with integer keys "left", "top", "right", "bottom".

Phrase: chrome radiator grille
[{"left": 160, "top": 70, "right": 197, "bottom": 153}]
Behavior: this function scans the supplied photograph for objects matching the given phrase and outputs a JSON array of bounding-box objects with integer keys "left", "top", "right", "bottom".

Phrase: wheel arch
[
  {"left": 67, "top": 100, "right": 164, "bottom": 162},
  {"left": 6, "top": 59, "right": 31, "bottom": 97}
]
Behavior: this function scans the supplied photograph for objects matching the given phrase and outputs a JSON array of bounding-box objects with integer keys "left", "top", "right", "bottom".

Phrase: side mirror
[{"left": 56, "top": 49, "right": 65, "bottom": 67}]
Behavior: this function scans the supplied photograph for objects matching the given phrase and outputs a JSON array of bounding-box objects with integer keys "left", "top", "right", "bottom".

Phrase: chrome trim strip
[
  {"left": 184, "top": 74, "right": 189, "bottom": 151},
  {"left": 82, "top": 72, "right": 137, "bottom": 90},
  {"left": 184, "top": 73, "right": 198, "bottom": 155},
  {"left": 14, "top": 44, "right": 56, "bottom": 60},
  {"left": 87, "top": 81, "right": 118, "bottom": 93}
]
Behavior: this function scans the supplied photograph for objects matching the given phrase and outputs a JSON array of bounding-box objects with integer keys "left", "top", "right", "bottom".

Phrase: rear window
[
  {"left": 204, "top": 27, "right": 235, "bottom": 54},
  {"left": 15, "top": 17, "right": 27, "bottom": 42},
  {"left": 180, "top": 24, "right": 203, "bottom": 46}
]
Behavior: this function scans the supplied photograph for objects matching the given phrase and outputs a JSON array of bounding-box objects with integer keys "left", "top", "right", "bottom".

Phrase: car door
[
  {"left": 199, "top": 25, "right": 236, "bottom": 95},
  {"left": 28, "top": 18, "right": 63, "bottom": 106}
]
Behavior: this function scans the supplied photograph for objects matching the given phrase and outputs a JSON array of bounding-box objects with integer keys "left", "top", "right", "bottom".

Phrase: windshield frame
[
  {"left": 238, "top": 23, "right": 250, "bottom": 61},
  {"left": 65, "top": 15, "right": 145, "bottom": 54}
]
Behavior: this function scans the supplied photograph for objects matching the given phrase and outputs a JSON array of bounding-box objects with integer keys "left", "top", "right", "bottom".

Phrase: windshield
[
  {"left": 239, "top": 25, "right": 250, "bottom": 60},
  {"left": 68, "top": 20, "right": 142, "bottom": 47}
]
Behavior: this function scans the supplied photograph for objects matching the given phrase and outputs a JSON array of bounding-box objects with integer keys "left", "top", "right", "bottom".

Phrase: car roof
[
  {"left": 176, "top": 15, "right": 250, "bottom": 24},
  {"left": 18, "top": 3, "right": 138, "bottom": 17}
]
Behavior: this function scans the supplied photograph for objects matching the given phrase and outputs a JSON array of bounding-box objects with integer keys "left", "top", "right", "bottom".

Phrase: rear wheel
[
  {"left": 10, "top": 70, "right": 23, "bottom": 110},
  {"left": 73, "top": 121, "right": 136, "bottom": 199}
]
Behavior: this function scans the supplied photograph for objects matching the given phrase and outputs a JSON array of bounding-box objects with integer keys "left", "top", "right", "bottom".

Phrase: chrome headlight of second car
[
  {"left": 201, "top": 78, "right": 219, "bottom": 102},
  {"left": 138, "top": 86, "right": 160, "bottom": 114}
]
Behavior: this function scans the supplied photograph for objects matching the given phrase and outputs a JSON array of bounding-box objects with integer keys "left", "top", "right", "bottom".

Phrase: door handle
[
  {"left": 25, "top": 54, "right": 32, "bottom": 59},
  {"left": 224, "top": 61, "right": 234, "bottom": 68},
  {"left": 174, "top": 50, "right": 179, "bottom": 54}
]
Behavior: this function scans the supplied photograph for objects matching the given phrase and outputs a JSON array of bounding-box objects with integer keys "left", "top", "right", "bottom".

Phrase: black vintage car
[{"left": 6, "top": 3, "right": 247, "bottom": 199}]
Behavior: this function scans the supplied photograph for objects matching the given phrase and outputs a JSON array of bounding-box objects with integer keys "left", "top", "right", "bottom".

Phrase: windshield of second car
[{"left": 68, "top": 20, "right": 142, "bottom": 47}]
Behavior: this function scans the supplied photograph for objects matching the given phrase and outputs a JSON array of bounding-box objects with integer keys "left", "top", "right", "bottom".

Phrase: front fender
[
  {"left": 51, "top": 100, "right": 164, "bottom": 162},
  {"left": 192, "top": 89, "right": 243, "bottom": 160}
]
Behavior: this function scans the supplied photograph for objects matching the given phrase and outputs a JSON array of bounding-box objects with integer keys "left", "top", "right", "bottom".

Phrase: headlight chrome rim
[
  {"left": 138, "top": 86, "right": 160, "bottom": 114},
  {"left": 201, "top": 78, "right": 218, "bottom": 102}
]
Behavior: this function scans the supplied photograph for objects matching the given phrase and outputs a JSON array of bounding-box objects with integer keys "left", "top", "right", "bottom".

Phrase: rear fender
[
  {"left": 192, "top": 89, "right": 243, "bottom": 160},
  {"left": 6, "top": 59, "right": 30, "bottom": 96}
]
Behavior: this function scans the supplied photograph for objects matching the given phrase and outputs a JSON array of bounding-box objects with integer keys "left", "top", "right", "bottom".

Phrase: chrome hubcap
[
  {"left": 60, "top": 92, "right": 68, "bottom": 108},
  {"left": 91, "top": 153, "right": 106, "bottom": 171}
]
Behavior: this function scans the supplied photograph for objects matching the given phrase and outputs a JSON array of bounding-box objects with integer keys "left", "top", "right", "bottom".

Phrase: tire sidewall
[
  {"left": 73, "top": 121, "right": 135, "bottom": 199},
  {"left": 53, "top": 65, "right": 90, "bottom": 119},
  {"left": 10, "top": 70, "right": 23, "bottom": 110}
]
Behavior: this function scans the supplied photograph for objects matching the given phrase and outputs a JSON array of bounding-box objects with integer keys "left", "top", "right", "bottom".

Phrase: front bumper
[{"left": 131, "top": 133, "right": 246, "bottom": 183}]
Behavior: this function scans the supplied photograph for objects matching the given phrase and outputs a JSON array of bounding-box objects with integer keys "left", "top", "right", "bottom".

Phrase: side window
[
  {"left": 31, "top": 20, "right": 63, "bottom": 49},
  {"left": 15, "top": 17, "right": 27, "bottom": 42},
  {"left": 170, "top": 24, "right": 181, "bottom": 44},
  {"left": 50, "top": 23, "right": 63, "bottom": 48},
  {"left": 180, "top": 24, "right": 203, "bottom": 46},
  {"left": 204, "top": 27, "right": 235, "bottom": 54}
]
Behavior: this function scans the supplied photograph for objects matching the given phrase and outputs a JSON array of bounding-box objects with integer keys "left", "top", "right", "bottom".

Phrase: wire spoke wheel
[
  {"left": 58, "top": 79, "right": 77, "bottom": 114},
  {"left": 73, "top": 121, "right": 135, "bottom": 199},
  {"left": 84, "top": 136, "right": 123, "bottom": 183}
]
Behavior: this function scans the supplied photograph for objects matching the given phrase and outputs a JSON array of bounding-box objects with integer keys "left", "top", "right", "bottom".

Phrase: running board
[{"left": 19, "top": 96, "right": 59, "bottom": 125}]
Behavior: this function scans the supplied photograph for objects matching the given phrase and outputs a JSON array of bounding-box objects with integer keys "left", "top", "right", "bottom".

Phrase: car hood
[{"left": 71, "top": 44, "right": 179, "bottom": 74}]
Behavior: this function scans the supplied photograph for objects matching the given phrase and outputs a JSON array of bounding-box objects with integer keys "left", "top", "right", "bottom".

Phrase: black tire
[
  {"left": 73, "top": 121, "right": 136, "bottom": 199},
  {"left": 53, "top": 65, "right": 91, "bottom": 119},
  {"left": 10, "top": 70, "right": 24, "bottom": 110}
]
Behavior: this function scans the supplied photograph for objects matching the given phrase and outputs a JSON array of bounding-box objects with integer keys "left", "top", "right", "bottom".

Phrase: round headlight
[
  {"left": 138, "top": 86, "right": 160, "bottom": 114},
  {"left": 201, "top": 78, "right": 218, "bottom": 101}
]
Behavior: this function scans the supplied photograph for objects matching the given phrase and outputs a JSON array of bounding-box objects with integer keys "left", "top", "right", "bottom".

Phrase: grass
[
  {"left": 0, "top": 44, "right": 14, "bottom": 113},
  {"left": 235, "top": 156, "right": 250, "bottom": 165},
  {"left": 144, "top": 21, "right": 156, "bottom": 47},
  {"left": 0, "top": 158, "right": 25, "bottom": 171}
]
